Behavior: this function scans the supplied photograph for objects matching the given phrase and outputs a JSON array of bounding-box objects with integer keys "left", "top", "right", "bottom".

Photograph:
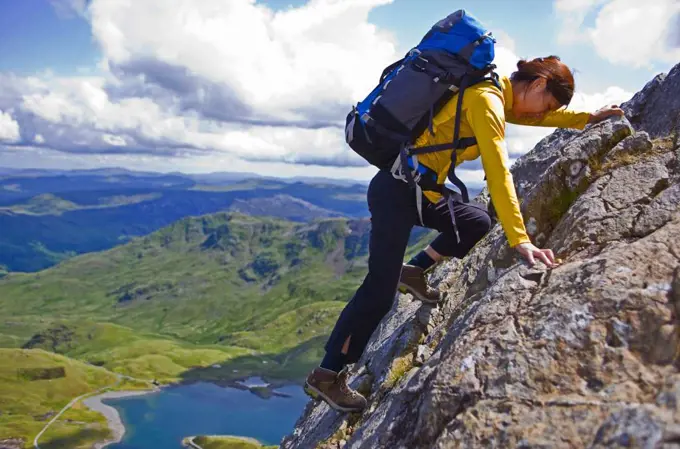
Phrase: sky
[{"left": 0, "top": 0, "right": 678, "bottom": 186}]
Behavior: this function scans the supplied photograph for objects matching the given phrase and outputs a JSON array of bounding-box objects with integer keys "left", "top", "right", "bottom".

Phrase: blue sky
[
  {"left": 0, "top": 0, "right": 669, "bottom": 92},
  {"left": 0, "top": 0, "right": 98, "bottom": 74},
  {"left": 0, "top": 0, "right": 678, "bottom": 182}
]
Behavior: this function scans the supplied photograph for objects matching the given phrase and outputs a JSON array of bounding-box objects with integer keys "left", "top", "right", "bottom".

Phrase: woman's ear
[{"left": 531, "top": 77, "right": 547, "bottom": 93}]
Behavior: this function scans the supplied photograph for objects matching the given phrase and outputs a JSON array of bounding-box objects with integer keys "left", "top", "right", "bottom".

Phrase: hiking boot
[
  {"left": 304, "top": 367, "right": 367, "bottom": 413},
  {"left": 398, "top": 264, "right": 440, "bottom": 304}
]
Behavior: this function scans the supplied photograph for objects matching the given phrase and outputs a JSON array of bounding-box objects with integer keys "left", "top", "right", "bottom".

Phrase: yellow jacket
[{"left": 413, "top": 75, "right": 591, "bottom": 247}]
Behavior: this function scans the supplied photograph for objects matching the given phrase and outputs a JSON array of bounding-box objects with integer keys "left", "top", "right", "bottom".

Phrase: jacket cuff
[{"left": 509, "top": 235, "right": 532, "bottom": 248}]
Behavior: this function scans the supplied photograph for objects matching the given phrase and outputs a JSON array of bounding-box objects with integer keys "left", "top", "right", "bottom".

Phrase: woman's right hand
[
  {"left": 514, "top": 242, "right": 559, "bottom": 268},
  {"left": 588, "top": 105, "right": 625, "bottom": 124}
]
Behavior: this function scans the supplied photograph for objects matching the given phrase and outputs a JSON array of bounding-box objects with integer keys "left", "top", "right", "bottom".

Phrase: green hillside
[
  {"left": 0, "top": 212, "right": 434, "bottom": 384},
  {"left": 19, "top": 321, "right": 250, "bottom": 382},
  {"left": 185, "top": 435, "right": 278, "bottom": 449},
  {"left": 0, "top": 348, "right": 120, "bottom": 449}
]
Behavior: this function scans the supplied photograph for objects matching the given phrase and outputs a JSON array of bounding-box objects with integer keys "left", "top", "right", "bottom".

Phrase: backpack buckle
[
  {"left": 360, "top": 112, "right": 373, "bottom": 124},
  {"left": 413, "top": 56, "right": 430, "bottom": 72}
]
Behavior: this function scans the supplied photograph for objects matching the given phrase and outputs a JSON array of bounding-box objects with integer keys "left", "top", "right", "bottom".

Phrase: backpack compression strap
[{"left": 449, "top": 75, "right": 471, "bottom": 202}]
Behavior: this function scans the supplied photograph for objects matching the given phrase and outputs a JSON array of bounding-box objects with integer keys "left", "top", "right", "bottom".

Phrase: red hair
[{"left": 510, "top": 56, "right": 575, "bottom": 107}]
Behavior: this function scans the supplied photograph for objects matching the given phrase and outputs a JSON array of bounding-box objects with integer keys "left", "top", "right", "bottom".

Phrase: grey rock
[
  {"left": 414, "top": 345, "right": 432, "bottom": 366},
  {"left": 548, "top": 154, "right": 673, "bottom": 257},
  {"left": 280, "top": 292, "right": 422, "bottom": 449},
  {"left": 603, "top": 131, "right": 654, "bottom": 163},
  {"left": 356, "top": 293, "right": 422, "bottom": 391},
  {"left": 591, "top": 408, "right": 664, "bottom": 449},
  {"left": 633, "top": 182, "right": 680, "bottom": 238},
  {"left": 518, "top": 117, "right": 634, "bottom": 247},
  {"left": 622, "top": 63, "right": 680, "bottom": 139},
  {"left": 416, "top": 303, "right": 438, "bottom": 330}
]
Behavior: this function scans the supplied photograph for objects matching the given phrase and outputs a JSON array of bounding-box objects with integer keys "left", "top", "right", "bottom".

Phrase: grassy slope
[
  {"left": 0, "top": 348, "right": 119, "bottom": 449},
  {"left": 189, "top": 435, "right": 278, "bottom": 449},
  {"left": 12, "top": 320, "right": 251, "bottom": 382},
  {"left": 0, "top": 213, "right": 383, "bottom": 382}
]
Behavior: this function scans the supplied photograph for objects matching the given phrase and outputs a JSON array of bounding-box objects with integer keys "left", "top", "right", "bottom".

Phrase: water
[
  {"left": 235, "top": 376, "right": 270, "bottom": 388},
  {"left": 106, "top": 381, "right": 308, "bottom": 449}
]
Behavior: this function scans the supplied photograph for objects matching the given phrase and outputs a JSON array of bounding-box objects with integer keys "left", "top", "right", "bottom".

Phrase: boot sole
[
  {"left": 397, "top": 282, "right": 439, "bottom": 305},
  {"left": 303, "top": 383, "right": 365, "bottom": 413}
]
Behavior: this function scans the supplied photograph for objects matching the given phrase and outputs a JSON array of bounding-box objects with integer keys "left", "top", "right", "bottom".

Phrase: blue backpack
[{"left": 345, "top": 9, "right": 499, "bottom": 212}]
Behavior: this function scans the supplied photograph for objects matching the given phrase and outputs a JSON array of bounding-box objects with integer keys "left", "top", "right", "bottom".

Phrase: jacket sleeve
[
  {"left": 466, "top": 91, "right": 531, "bottom": 247},
  {"left": 506, "top": 108, "right": 591, "bottom": 129}
]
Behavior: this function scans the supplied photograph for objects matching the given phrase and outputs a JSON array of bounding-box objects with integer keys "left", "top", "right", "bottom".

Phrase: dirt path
[
  {"left": 33, "top": 374, "right": 156, "bottom": 449},
  {"left": 33, "top": 386, "right": 111, "bottom": 449}
]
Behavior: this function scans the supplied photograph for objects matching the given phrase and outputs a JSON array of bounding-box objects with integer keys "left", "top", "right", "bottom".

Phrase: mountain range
[{"left": 0, "top": 170, "right": 369, "bottom": 272}]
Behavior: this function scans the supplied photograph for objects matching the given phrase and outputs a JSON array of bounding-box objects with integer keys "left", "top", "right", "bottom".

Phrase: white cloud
[
  {"left": 88, "top": 0, "right": 398, "bottom": 122},
  {"left": 0, "top": 0, "right": 637, "bottom": 184},
  {"left": 0, "top": 110, "right": 20, "bottom": 143},
  {"left": 0, "top": 0, "right": 406, "bottom": 175},
  {"left": 555, "top": 0, "right": 680, "bottom": 68},
  {"left": 570, "top": 85, "right": 632, "bottom": 111},
  {"left": 2, "top": 71, "right": 367, "bottom": 166},
  {"left": 493, "top": 46, "right": 523, "bottom": 79},
  {"left": 554, "top": 0, "right": 607, "bottom": 44},
  {"left": 493, "top": 30, "right": 517, "bottom": 54}
]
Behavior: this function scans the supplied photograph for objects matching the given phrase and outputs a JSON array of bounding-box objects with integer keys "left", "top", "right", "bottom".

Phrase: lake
[{"left": 105, "top": 380, "right": 309, "bottom": 449}]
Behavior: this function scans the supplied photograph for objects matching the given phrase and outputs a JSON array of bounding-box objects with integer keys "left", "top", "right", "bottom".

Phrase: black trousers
[{"left": 324, "top": 169, "right": 492, "bottom": 363}]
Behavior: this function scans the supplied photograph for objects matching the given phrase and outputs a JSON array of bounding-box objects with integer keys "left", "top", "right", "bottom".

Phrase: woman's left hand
[{"left": 588, "top": 105, "right": 625, "bottom": 124}]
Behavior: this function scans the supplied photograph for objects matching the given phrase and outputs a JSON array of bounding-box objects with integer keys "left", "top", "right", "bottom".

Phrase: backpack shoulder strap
[{"left": 447, "top": 71, "right": 499, "bottom": 203}]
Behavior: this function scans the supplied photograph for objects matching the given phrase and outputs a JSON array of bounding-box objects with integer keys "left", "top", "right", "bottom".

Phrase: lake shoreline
[
  {"left": 85, "top": 376, "right": 301, "bottom": 448},
  {"left": 83, "top": 387, "right": 162, "bottom": 449},
  {"left": 179, "top": 371, "right": 306, "bottom": 390},
  {"left": 180, "top": 375, "right": 302, "bottom": 393}
]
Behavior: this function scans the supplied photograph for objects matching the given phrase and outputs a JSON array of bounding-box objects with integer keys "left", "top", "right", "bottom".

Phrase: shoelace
[{"left": 336, "top": 370, "right": 362, "bottom": 399}]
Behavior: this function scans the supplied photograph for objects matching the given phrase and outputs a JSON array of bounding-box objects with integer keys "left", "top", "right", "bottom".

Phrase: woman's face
[{"left": 512, "top": 77, "right": 561, "bottom": 120}]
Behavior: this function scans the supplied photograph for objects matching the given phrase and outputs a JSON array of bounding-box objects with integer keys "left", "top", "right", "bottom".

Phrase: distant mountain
[
  {"left": 0, "top": 167, "right": 483, "bottom": 272},
  {"left": 0, "top": 167, "right": 174, "bottom": 179},
  {"left": 273, "top": 176, "right": 369, "bottom": 187},
  {"left": 0, "top": 170, "right": 370, "bottom": 272},
  {"left": 0, "top": 166, "right": 369, "bottom": 187},
  {"left": 228, "top": 194, "right": 344, "bottom": 222}
]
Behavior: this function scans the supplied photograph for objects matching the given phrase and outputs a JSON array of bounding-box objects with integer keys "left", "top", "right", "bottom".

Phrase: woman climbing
[{"left": 304, "top": 55, "right": 624, "bottom": 412}]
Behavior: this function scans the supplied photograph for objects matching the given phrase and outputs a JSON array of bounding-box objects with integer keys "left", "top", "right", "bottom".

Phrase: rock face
[
  {"left": 622, "top": 63, "right": 680, "bottom": 139},
  {"left": 281, "top": 63, "right": 680, "bottom": 449}
]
